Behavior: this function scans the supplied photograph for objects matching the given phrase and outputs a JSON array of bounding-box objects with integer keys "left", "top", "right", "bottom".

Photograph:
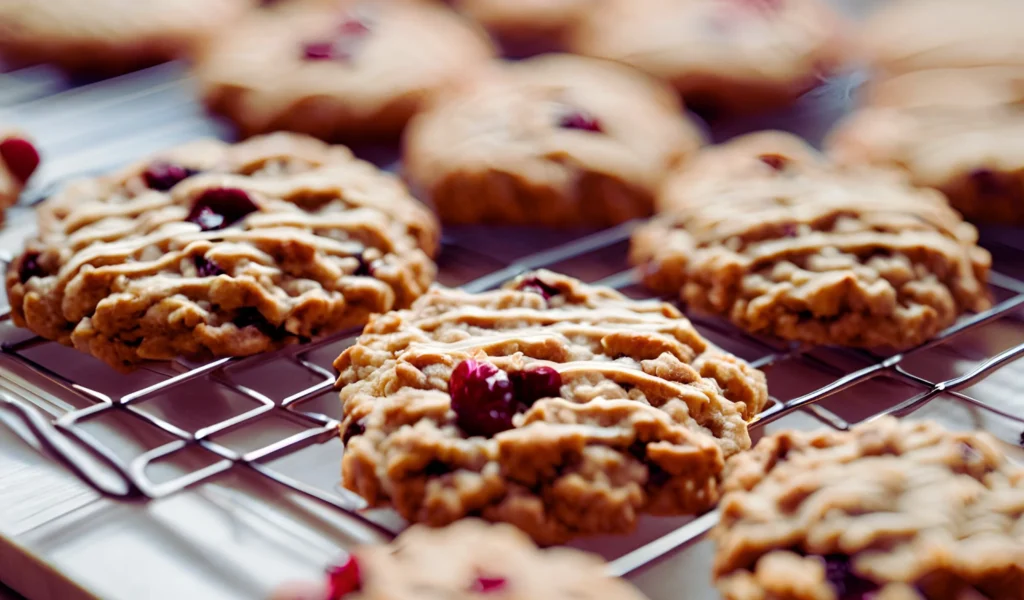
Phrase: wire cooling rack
[{"left": 1, "top": 54, "right": 1024, "bottom": 597}]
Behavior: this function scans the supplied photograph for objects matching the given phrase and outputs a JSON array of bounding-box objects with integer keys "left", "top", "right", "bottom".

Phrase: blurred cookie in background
[
  {"left": 0, "top": 0, "right": 253, "bottom": 75},
  {"left": 828, "top": 0, "right": 1024, "bottom": 225},
  {"left": 0, "top": 131, "right": 40, "bottom": 220},
  {"left": 829, "top": 67, "right": 1024, "bottom": 225},
  {"left": 448, "top": 0, "right": 599, "bottom": 56},
  {"left": 566, "top": 0, "right": 849, "bottom": 115},
  {"left": 858, "top": 0, "right": 1024, "bottom": 79},
  {"left": 270, "top": 520, "right": 650, "bottom": 600},
  {"left": 403, "top": 53, "right": 704, "bottom": 227},
  {"left": 196, "top": 0, "right": 496, "bottom": 141}
]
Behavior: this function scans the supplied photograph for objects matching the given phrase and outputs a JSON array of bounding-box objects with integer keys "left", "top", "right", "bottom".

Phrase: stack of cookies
[{"left": 1, "top": 2, "right": 1023, "bottom": 600}]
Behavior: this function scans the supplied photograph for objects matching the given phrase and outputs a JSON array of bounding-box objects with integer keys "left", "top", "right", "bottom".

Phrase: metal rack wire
[{"left": 1, "top": 59, "right": 1023, "bottom": 591}]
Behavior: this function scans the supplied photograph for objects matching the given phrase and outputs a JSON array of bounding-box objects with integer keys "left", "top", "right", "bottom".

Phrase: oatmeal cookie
[
  {"left": 6, "top": 133, "right": 438, "bottom": 371},
  {"left": 0, "top": 132, "right": 40, "bottom": 217},
  {"left": 0, "top": 0, "right": 251, "bottom": 74},
  {"left": 334, "top": 270, "right": 768, "bottom": 544},
  {"left": 566, "top": 0, "right": 848, "bottom": 114},
  {"left": 631, "top": 132, "right": 992, "bottom": 350},
  {"left": 828, "top": 67, "right": 1024, "bottom": 225},
  {"left": 449, "top": 0, "right": 597, "bottom": 56},
  {"left": 196, "top": 0, "right": 496, "bottom": 141},
  {"left": 712, "top": 417, "right": 1024, "bottom": 600},
  {"left": 271, "top": 519, "right": 649, "bottom": 600},
  {"left": 859, "top": 0, "right": 1024, "bottom": 79},
  {"left": 403, "top": 53, "right": 704, "bottom": 227}
]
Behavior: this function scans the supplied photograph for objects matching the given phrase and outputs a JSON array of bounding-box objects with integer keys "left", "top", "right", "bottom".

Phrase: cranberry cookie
[
  {"left": 0, "top": 132, "right": 40, "bottom": 218},
  {"left": 631, "top": 132, "right": 992, "bottom": 350},
  {"left": 859, "top": 0, "right": 1024, "bottom": 79},
  {"left": 449, "top": 0, "right": 597, "bottom": 56},
  {"left": 6, "top": 133, "right": 438, "bottom": 371},
  {"left": 335, "top": 270, "right": 768, "bottom": 544},
  {"left": 566, "top": 0, "right": 848, "bottom": 114},
  {"left": 196, "top": 0, "right": 496, "bottom": 141},
  {"left": 271, "top": 520, "right": 648, "bottom": 600},
  {"left": 713, "top": 418, "right": 1024, "bottom": 600},
  {"left": 0, "top": 0, "right": 251, "bottom": 74},
  {"left": 403, "top": 53, "right": 704, "bottom": 227}
]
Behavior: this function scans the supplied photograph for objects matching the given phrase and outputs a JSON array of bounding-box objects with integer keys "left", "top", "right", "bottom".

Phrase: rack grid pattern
[{"left": 1, "top": 60, "right": 1023, "bottom": 587}]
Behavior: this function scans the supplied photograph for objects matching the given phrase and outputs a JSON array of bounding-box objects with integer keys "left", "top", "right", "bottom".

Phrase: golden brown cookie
[
  {"left": 566, "top": 0, "right": 848, "bottom": 113},
  {"left": 631, "top": 131, "right": 992, "bottom": 350},
  {"left": 271, "top": 520, "right": 650, "bottom": 600},
  {"left": 334, "top": 270, "right": 768, "bottom": 544},
  {"left": 859, "top": 0, "right": 1024, "bottom": 79},
  {"left": 0, "top": 131, "right": 40, "bottom": 218},
  {"left": 403, "top": 53, "right": 704, "bottom": 227},
  {"left": 0, "top": 0, "right": 251, "bottom": 74},
  {"left": 712, "top": 417, "right": 1024, "bottom": 600},
  {"left": 196, "top": 0, "right": 496, "bottom": 141},
  {"left": 6, "top": 133, "right": 438, "bottom": 371},
  {"left": 829, "top": 0, "right": 1024, "bottom": 227},
  {"left": 449, "top": 0, "right": 598, "bottom": 55},
  {"left": 829, "top": 68, "right": 1024, "bottom": 225}
]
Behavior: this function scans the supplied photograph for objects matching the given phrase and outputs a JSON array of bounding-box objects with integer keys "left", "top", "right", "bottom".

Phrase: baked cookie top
[
  {"left": 271, "top": 519, "right": 649, "bottom": 600},
  {"left": 827, "top": 68, "right": 1024, "bottom": 216},
  {"left": 713, "top": 417, "right": 1024, "bottom": 600},
  {"left": 860, "top": 0, "right": 1024, "bottom": 78},
  {"left": 0, "top": 132, "right": 41, "bottom": 214},
  {"left": 566, "top": 0, "right": 847, "bottom": 111},
  {"left": 7, "top": 133, "right": 438, "bottom": 371},
  {"left": 334, "top": 270, "right": 767, "bottom": 544},
  {"left": 0, "top": 0, "right": 251, "bottom": 73},
  {"left": 403, "top": 53, "right": 704, "bottom": 226},
  {"left": 196, "top": 0, "right": 496, "bottom": 139},
  {"left": 450, "top": 0, "right": 597, "bottom": 52},
  {"left": 631, "top": 131, "right": 992, "bottom": 350}
]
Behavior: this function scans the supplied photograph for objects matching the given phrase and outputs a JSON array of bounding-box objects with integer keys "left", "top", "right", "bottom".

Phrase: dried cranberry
[
  {"left": 302, "top": 41, "right": 338, "bottom": 60},
  {"left": 470, "top": 575, "right": 508, "bottom": 594},
  {"left": 301, "top": 15, "right": 371, "bottom": 62},
  {"left": 509, "top": 366, "right": 562, "bottom": 406},
  {"left": 821, "top": 555, "right": 877, "bottom": 599},
  {"left": 516, "top": 277, "right": 560, "bottom": 300},
  {"left": 557, "top": 106, "right": 603, "bottom": 133},
  {"left": 759, "top": 153, "right": 788, "bottom": 171},
  {"left": 143, "top": 161, "right": 197, "bottom": 191},
  {"left": 354, "top": 252, "right": 373, "bottom": 276},
  {"left": 647, "top": 462, "right": 672, "bottom": 487},
  {"left": 423, "top": 459, "right": 449, "bottom": 476},
  {"left": 17, "top": 252, "right": 45, "bottom": 283},
  {"left": 0, "top": 137, "right": 40, "bottom": 183},
  {"left": 233, "top": 307, "right": 280, "bottom": 337},
  {"left": 342, "top": 419, "right": 365, "bottom": 445},
  {"left": 449, "top": 359, "right": 518, "bottom": 437},
  {"left": 193, "top": 255, "right": 225, "bottom": 277},
  {"left": 326, "top": 555, "right": 361, "bottom": 598},
  {"left": 185, "top": 188, "right": 258, "bottom": 231},
  {"left": 970, "top": 168, "right": 1007, "bottom": 197}
]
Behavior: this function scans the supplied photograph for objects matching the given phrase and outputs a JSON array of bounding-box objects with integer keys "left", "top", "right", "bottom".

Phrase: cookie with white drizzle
[
  {"left": 334, "top": 270, "right": 768, "bottom": 544},
  {"left": 196, "top": 0, "right": 496, "bottom": 140},
  {"left": 713, "top": 417, "right": 1024, "bottom": 600},
  {"left": 6, "top": 132, "right": 438, "bottom": 371},
  {"left": 631, "top": 131, "right": 992, "bottom": 350},
  {"left": 270, "top": 519, "right": 649, "bottom": 600}
]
